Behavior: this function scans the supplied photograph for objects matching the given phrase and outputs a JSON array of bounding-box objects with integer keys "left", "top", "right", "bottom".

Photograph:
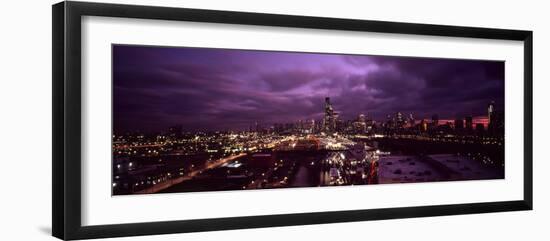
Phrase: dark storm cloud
[
  {"left": 341, "top": 55, "right": 504, "bottom": 118},
  {"left": 260, "top": 69, "right": 323, "bottom": 91},
  {"left": 113, "top": 45, "right": 504, "bottom": 133}
]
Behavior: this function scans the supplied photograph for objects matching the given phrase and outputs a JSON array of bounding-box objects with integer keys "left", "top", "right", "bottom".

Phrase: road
[{"left": 134, "top": 153, "right": 247, "bottom": 194}]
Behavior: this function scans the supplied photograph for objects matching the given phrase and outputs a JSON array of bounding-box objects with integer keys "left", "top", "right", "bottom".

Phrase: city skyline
[
  {"left": 112, "top": 45, "right": 505, "bottom": 195},
  {"left": 113, "top": 45, "right": 504, "bottom": 133}
]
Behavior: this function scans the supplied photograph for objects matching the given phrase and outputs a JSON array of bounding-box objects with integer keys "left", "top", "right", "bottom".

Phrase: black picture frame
[{"left": 52, "top": 1, "right": 533, "bottom": 240}]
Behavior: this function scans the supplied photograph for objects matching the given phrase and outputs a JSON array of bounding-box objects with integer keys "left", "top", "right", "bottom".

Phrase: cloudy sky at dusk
[{"left": 113, "top": 45, "right": 504, "bottom": 133}]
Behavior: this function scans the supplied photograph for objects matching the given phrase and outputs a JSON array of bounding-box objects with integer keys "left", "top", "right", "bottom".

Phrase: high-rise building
[
  {"left": 465, "top": 116, "right": 473, "bottom": 131},
  {"left": 353, "top": 114, "right": 367, "bottom": 134},
  {"left": 408, "top": 113, "right": 415, "bottom": 127},
  {"left": 488, "top": 101, "right": 495, "bottom": 127},
  {"left": 358, "top": 114, "right": 366, "bottom": 123},
  {"left": 431, "top": 114, "right": 439, "bottom": 127},
  {"left": 397, "top": 112, "right": 403, "bottom": 126},
  {"left": 454, "top": 118, "right": 464, "bottom": 131},
  {"left": 309, "top": 119, "right": 315, "bottom": 133},
  {"left": 487, "top": 101, "right": 504, "bottom": 136},
  {"left": 323, "top": 97, "right": 337, "bottom": 134},
  {"left": 420, "top": 119, "right": 428, "bottom": 132}
]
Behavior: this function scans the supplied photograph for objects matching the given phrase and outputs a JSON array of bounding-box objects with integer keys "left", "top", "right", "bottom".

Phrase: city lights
[{"left": 112, "top": 45, "right": 505, "bottom": 195}]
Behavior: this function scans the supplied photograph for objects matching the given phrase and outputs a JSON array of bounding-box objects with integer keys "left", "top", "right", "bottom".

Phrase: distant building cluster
[
  {"left": 247, "top": 97, "right": 503, "bottom": 138},
  {"left": 380, "top": 100, "right": 503, "bottom": 137}
]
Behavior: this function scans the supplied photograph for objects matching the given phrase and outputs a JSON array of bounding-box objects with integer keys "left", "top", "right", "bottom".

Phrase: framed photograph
[{"left": 52, "top": 1, "right": 533, "bottom": 240}]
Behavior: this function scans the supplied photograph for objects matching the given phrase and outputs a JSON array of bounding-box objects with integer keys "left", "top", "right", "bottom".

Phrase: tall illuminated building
[
  {"left": 420, "top": 119, "right": 428, "bottom": 132},
  {"left": 358, "top": 114, "right": 366, "bottom": 123},
  {"left": 396, "top": 112, "right": 404, "bottom": 125},
  {"left": 487, "top": 100, "right": 504, "bottom": 136},
  {"left": 408, "top": 113, "right": 415, "bottom": 127},
  {"left": 353, "top": 114, "right": 367, "bottom": 134},
  {"left": 323, "top": 97, "right": 337, "bottom": 134},
  {"left": 488, "top": 101, "right": 495, "bottom": 127}
]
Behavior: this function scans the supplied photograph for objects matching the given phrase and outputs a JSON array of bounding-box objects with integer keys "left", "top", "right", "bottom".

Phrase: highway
[{"left": 135, "top": 153, "right": 247, "bottom": 194}]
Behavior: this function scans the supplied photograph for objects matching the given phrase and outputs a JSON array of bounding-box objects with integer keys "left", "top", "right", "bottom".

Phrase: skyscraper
[
  {"left": 408, "top": 113, "right": 415, "bottom": 127},
  {"left": 465, "top": 116, "right": 473, "bottom": 131},
  {"left": 396, "top": 112, "right": 404, "bottom": 126},
  {"left": 323, "top": 97, "right": 337, "bottom": 134},
  {"left": 488, "top": 101, "right": 495, "bottom": 127},
  {"left": 353, "top": 114, "right": 367, "bottom": 134},
  {"left": 358, "top": 114, "right": 366, "bottom": 123},
  {"left": 420, "top": 119, "right": 428, "bottom": 132},
  {"left": 487, "top": 101, "right": 504, "bottom": 136},
  {"left": 431, "top": 114, "right": 439, "bottom": 127},
  {"left": 454, "top": 118, "right": 464, "bottom": 131}
]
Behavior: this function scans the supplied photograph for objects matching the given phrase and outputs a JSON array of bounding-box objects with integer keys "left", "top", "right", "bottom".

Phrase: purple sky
[{"left": 113, "top": 45, "right": 504, "bottom": 133}]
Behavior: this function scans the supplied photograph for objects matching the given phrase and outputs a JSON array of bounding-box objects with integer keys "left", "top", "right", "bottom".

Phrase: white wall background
[{"left": 0, "top": 0, "right": 547, "bottom": 240}]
